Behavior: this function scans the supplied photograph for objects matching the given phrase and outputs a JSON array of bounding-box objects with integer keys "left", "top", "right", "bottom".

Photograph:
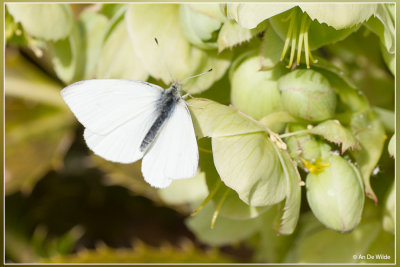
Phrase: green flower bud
[
  {"left": 278, "top": 69, "right": 336, "bottom": 122},
  {"left": 179, "top": 4, "right": 224, "bottom": 50},
  {"left": 287, "top": 135, "right": 331, "bottom": 163},
  {"left": 306, "top": 155, "right": 365, "bottom": 232},
  {"left": 286, "top": 123, "right": 331, "bottom": 162},
  {"left": 230, "top": 51, "right": 288, "bottom": 123}
]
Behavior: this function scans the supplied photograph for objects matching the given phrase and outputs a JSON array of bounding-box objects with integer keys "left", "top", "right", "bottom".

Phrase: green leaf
[
  {"left": 274, "top": 148, "right": 302, "bottom": 235},
  {"left": 259, "top": 111, "right": 298, "bottom": 133},
  {"left": 188, "top": 98, "right": 287, "bottom": 206},
  {"left": 78, "top": 10, "right": 109, "bottom": 79},
  {"left": 5, "top": 6, "right": 30, "bottom": 47},
  {"left": 230, "top": 51, "right": 287, "bottom": 120},
  {"left": 285, "top": 128, "right": 331, "bottom": 163},
  {"left": 158, "top": 171, "right": 208, "bottom": 207},
  {"left": 101, "top": 4, "right": 127, "bottom": 40},
  {"left": 99, "top": 4, "right": 126, "bottom": 19},
  {"left": 364, "top": 3, "right": 395, "bottom": 54},
  {"left": 217, "top": 20, "right": 266, "bottom": 53},
  {"left": 311, "top": 56, "right": 357, "bottom": 89},
  {"left": 310, "top": 120, "right": 358, "bottom": 153},
  {"left": 96, "top": 20, "right": 149, "bottom": 80},
  {"left": 50, "top": 9, "right": 113, "bottom": 83},
  {"left": 207, "top": 162, "right": 269, "bottom": 219},
  {"left": 270, "top": 7, "right": 359, "bottom": 51},
  {"left": 183, "top": 49, "right": 231, "bottom": 94},
  {"left": 259, "top": 27, "right": 285, "bottom": 70},
  {"left": 49, "top": 22, "right": 84, "bottom": 84},
  {"left": 227, "top": 4, "right": 376, "bottom": 32},
  {"left": 5, "top": 6, "right": 16, "bottom": 40},
  {"left": 350, "top": 110, "right": 385, "bottom": 203},
  {"left": 212, "top": 133, "right": 286, "bottom": 206},
  {"left": 313, "top": 66, "right": 369, "bottom": 115},
  {"left": 197, "top": 139, "right": 269, "bottom": 220},
  {"left": 226, "top": 3, "right": 295, "bottom": 29},
  {"left": 179, "top": 4, "right": 222, "bottom": 50},
  {"left": 317, "top": 30, "right": 394, "bottom": 112},
  {"left": 187, "top": 98, "right": 264, "bottom": 139},
  {"left": 5, "top": 49, "right": 74, "bottom": 195},
  {"left": 125, "top": 4, "right": 197, "bottom": 83},
  {"left": 299, "top": 4, "right": 377, "bottom": 30},
  {"left": 213, "top": 187, "right": 269, "bottom": 220},
  {"left": 7, "top": 3, "right": 73, "bottom": 41},
  {"left": 44, "top": 240, "right": 233, "bottom": 263},
  {"left": 188, "top": 3, "right": 226, "bottom": 22},
  {"left": 125, "top": 4, "right": 230, "bottom": 93},
  {"left": 186, "top": 203, "right": 261, "bottom": 246}
]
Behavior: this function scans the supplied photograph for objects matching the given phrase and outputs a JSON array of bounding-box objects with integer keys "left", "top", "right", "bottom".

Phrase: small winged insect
[{"left": 61, "top": 38, "right": 212, "bottom": 188}]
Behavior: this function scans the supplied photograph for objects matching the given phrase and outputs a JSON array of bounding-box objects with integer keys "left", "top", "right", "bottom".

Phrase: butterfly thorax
[{"left": 139, "top": 83, "right": 182, "bottom": 152}]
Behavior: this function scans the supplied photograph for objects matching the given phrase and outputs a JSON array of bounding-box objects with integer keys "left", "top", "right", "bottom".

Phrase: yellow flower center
[{"left": 301, "top": 157, "right": 330, "bottom": 174}]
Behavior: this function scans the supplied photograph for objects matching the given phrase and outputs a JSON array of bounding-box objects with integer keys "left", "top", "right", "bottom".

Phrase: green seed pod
[
  {"left": 306, "top": 155, "right": 365, "bottom": 232},
  {"left": 179, "top": 4, "right": 224, "bottom": 50},
  {"left": 230, "top": 51, "right": 288, "bottom": 122},
  {"left": 278, "top": 69, "right": 336, "bottom": 122}
]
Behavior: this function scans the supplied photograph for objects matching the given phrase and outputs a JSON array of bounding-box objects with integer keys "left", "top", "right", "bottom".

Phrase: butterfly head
[{"left": 171, "top": 82, "right": 183, "bottom": 94}]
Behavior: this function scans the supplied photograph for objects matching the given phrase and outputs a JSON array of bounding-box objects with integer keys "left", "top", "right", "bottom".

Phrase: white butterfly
[{"left": 61, "top": 79, "right": 198, "bottom": 188}]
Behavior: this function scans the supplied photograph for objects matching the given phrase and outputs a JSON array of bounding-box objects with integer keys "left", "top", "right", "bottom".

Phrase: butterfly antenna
[
  {"left": 181, "top": 68, "right": 213, "bottom": 83},
  {"left": 154, "top": 37, "right": 175, "bottom": 83}
]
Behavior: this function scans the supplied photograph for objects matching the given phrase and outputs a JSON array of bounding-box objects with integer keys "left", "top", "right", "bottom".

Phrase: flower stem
[
  {"left": 279, "top": 129, "right": 311, "bottom": 138},
  {"left": 191, "top": 180, "right": 222, "bottom": 216},
  {"left": 211, "top": 188, "right": 230, "bottom": 229}
]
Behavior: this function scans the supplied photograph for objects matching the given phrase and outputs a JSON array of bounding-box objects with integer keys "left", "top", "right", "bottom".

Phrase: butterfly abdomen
[{"left": 140, "top": 86, "right": 180, "bottom": 152}]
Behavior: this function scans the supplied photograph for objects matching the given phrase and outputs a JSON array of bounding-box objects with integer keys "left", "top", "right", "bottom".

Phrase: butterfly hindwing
[
  {"left": 141, "top": 100, "right": 199, "bottom": 188},
  {"left": 83, "top": 106, "right": 157, "bottom": 163}
]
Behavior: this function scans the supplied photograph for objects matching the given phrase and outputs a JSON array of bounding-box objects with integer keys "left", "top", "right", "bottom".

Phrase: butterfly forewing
[{"left": 61, "top": 79, "right": 163, "bottom": 135}]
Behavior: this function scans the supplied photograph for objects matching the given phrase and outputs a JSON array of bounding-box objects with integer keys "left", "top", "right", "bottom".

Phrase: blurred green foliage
[{"left": 5, "top": 3, "right": 394, "bottom": 264}]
